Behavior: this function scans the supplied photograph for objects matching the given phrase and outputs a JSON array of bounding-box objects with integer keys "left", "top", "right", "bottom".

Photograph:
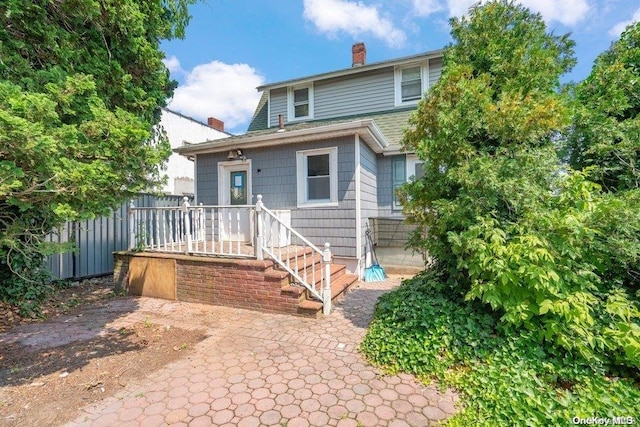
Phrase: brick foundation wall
[
  {"left": 113, "top": 252, "right": 305, "bottom": 315},
  {"left": 113, "top": 255, "right": 129, "bottom": 290}
]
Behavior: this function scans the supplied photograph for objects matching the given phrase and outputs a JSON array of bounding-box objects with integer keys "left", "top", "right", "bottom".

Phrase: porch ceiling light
[{"left": 227, "top": 149, "right": 243, "bottom": 160}]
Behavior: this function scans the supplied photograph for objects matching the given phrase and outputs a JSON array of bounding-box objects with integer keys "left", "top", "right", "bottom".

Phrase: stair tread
[{"left": 297, "top": 300, "right": 323, "bottom": 312}]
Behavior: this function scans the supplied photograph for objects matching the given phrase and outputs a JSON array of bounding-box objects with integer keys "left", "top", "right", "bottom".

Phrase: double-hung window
[
  {"left": 288, "top": 84, "right": 314, "bottom": 121},
  {"left": 395, "top": 63, "right": 428, "bottom": 106},
  {"left": 296, "top": 147, "right": 338, "bottom": 207}
]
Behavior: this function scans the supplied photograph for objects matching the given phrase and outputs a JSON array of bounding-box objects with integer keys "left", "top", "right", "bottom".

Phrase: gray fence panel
[
  {"left": 44, "top": 194, "right": 190, "bottom": 281},
  {"left": 45, "top": 223, "right": 74, "bottom": 280}
]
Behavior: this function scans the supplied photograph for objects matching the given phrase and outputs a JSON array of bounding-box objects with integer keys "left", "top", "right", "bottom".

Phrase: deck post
[
  {"left": 255, "top": 195, "right": 264, "bottom": 260},
  {"left": 128, "top": 200, "right": 136, "bottom": 250},
  {"left": 322, "top": 242, "right": 332, "bottom": 315},
  {"left": 198, "top": 203, "right": 205, "bottom": 241},
  {"left": 182, "top": 197, "right": 191, "bottom": 254}
]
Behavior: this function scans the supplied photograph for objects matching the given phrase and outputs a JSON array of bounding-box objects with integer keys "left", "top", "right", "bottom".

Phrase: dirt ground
[{"left": 0, "top": 276, "right": 206, "bottom": 426}]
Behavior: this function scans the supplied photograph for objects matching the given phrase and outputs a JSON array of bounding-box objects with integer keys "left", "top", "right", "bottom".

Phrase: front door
[{"left": 218, "top": 161, "right": 252, "bottom": 242}]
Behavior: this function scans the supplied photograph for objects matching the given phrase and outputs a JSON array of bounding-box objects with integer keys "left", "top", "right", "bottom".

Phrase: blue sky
[{"left": 161, "top": 0, "right": 640, "bottom": 135}]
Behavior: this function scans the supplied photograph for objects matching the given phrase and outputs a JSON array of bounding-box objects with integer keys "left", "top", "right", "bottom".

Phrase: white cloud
[
  {"left": 412, "top": 0, "right": 444, "bottom": 17},
  {"left": 419, "top": 0, "right": 590, "bottom": 27},
  {"left": 446, "top": 0, "right": 477, "bottom": 18},
  {"left": 303, "top": 0, "right": 407, "bottom": 48},
  {"left": 163, "top": 55, "right": 184, "bottom": 76},
  {"left": 167, "top": 60, "right": 265, "bottom": 133},
  {"left": 520, "top": 0, "right": 590, "bottom": 27},
  {"left": 609, "top": 6, "right": 640, "bottom": 38}
]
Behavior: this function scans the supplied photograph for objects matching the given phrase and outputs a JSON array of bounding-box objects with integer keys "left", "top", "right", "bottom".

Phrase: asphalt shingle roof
[{"left": 209, "top": 107, "right": 415, "bottom": 154}]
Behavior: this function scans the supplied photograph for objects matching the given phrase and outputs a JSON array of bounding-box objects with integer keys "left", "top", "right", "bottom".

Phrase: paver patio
[{"left": 24, "top": 275, "right": 459, "bottom": 426}]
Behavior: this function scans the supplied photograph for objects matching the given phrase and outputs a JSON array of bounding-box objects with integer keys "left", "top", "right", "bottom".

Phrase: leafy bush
[
  {"left": 448, "top": 173, "right": 640, "bottom": 369},
  {"left": 0, "top": 245, "right": 53, "bottom": 316},
  {"left": 362, "top": 273, "right": 640, "bottom": 425}
]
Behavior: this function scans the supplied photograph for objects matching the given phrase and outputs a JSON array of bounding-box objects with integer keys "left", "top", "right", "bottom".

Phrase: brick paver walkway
[{"left": 25, "top": 276, "right": 460, "bottom": 426}]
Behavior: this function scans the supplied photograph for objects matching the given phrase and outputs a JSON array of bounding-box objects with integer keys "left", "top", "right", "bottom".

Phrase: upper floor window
[
  {"left": 288, "top": 84, "right": 314, "bottom": 121},
  {"left": 395, "top": 63, "right": 428, "bottom": 106}
]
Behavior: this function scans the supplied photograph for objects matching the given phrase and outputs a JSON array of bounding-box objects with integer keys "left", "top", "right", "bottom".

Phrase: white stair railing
[{"left": 255, "top": 195, "right": 332, "bottom": 314}]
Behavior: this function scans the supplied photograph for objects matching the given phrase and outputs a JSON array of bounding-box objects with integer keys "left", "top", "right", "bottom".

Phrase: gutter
[{"left": 175, "top": 119, "right": 389, "bottom": 156}]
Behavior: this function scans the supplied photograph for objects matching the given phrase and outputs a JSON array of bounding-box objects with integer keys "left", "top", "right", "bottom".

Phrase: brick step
[
  {"left": 296, "top": 270, "right": 359, "bottom": 317},
  {"left": 292, "top": 263, "right": 345, "bottom": 287}
]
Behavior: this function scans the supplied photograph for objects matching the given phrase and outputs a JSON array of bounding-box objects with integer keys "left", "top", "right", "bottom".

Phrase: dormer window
[
  {"left": 395, "top": 62, "right": 428, "bottom": 106},
  {"left": 288, "top": 84, "right": 314, "bottom": 121}
]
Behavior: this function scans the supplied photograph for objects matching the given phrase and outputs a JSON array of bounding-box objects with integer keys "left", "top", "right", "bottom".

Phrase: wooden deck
[{"left": 142, "top": 239, "right": 308, "bottom": 261}]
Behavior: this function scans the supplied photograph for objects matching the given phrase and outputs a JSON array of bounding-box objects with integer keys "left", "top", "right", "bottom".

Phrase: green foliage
[
  {"left": 361, "top": 272, "right": 498, "bottom": 378},
  {"left": 449, "top": 174, "right": 640, "bottom": 368},
  {"left": 362, "top": 274, "right": 640, "bottom": 425},
  {"left": 0, "top": 0, "right": 195, "bottom": 305},
  {"left": 566, "top": 22, "right": 640, "bottom": 193},
  {"left": 401, "top": 0, "right": 574, "bottom": 281},
  {"left": 398, "top": 0, "right": 640, "bottom": 371},
  {"left": 0, "top": 246, "right": 52, "bottom": 316}
]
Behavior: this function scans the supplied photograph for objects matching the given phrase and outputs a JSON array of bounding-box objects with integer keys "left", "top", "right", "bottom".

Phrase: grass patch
[{"left": 361, "top": 272, "right": 640, "bottom": 425}]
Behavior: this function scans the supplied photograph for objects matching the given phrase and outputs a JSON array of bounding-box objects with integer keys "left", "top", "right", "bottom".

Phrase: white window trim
[
  {"left": 287, "top": 84, "right": 314, "bottom": 122},
  {"left": 394, "top": 61, "right": 429, "bottom": 107},
  {"left": 296, "top": 147, "right": 338, "bottom": 208},
  {"left": 393, "top": 154, "right": 425, "bottom": 210},
  {"left": 406, "top": 154, "right": 424, "bottom": 181}
]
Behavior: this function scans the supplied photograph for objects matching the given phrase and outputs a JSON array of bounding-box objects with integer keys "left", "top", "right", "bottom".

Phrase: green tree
[
  {"left": 400, "top": 0, "right": 639, "bottom": 368},
  {"left": 566, "top": 22, "right": 640, "bottom": 193},
  {"left": 0, "top": 0, "right": 195, "bottom": 311},
  {"left": 565, "top": 22, "right": 640, "bottom": 294},
  {"left": 401, "top": 0, "right": 575, "bottom": 282}
]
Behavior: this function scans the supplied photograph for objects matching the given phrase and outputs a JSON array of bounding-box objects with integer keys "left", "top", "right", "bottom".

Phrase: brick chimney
[
  {"left": 207, "top": 117, "right": 224, "bottom": 132},
  {"left": 352, "top": 42, "right": 366, "bottom": 67}
]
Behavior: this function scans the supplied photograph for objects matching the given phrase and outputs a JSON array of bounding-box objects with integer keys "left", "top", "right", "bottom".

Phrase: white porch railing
[
  {"left": 128, "top": 195, "right": 332, "bottom": 314},
  {"left": 129, "top": 197, "right": 255, "bottom": 258}
]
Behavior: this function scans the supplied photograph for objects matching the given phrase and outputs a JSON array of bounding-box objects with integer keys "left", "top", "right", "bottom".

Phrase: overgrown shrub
[
  {"left": 0, "top": 243, "right": 53, "bottom": 316},
  {"left": 362, "top": 273, "right": 640, "bottom": 425},
  {"left": 399, "top": 0, "right": 640, "bottom": 372},
  {"left": 449, "top": 173, "right": 640, "bottom": 368}
]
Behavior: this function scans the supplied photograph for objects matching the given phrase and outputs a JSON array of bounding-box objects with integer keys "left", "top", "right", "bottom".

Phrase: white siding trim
[
  {"left": 287, "top": 83, "right": 314, "bottom": 122},
  {"left": 296, "top": 147, "right": 338, "bottom": 208},
  {"left": 217, "top": 159, "right": 253, "bottom": 205},
  {"left": 354, "top": 135, "right": 363, "bottom": 278},
  {"left": 193, "top": 155, "right": 198, "bottom": 204}
]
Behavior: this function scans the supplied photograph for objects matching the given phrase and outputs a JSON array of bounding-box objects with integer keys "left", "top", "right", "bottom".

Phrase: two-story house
[{"left": 176, "top": 43, "right": 443, "bottom": 276}]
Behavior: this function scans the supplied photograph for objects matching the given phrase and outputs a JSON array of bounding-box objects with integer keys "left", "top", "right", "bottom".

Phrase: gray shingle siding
[
  {"left": 269, "top": 87, "right": 287, "bottom": 128},
  {"left": 195, "top": 153, "right": 221, "bottom": 203},
  {"left": 263, "top": 58, "right": 443, "bottom": 131},
  {"left": 359, "top": 141, "right": 378, "bottom": 259},
  {"left": 315, "top": 69, "right": 395, "bottom": 119},
  {"left": 195, "top": 136, "right": 357, "bottom": 258}
]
